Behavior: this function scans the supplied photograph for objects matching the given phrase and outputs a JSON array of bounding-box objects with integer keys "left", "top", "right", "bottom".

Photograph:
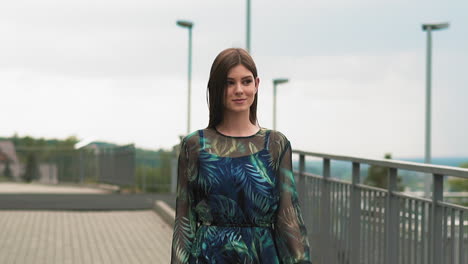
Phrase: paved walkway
[
  {"left": 0, "top": 182, "right": 175, "bottom": 263},
  {"left": 0, "top": 210, "right": 172, "bottom": 264}
]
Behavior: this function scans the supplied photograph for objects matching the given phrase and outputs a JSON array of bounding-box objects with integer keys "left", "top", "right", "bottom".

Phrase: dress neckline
[
  {"left": 213, "top": 127, "right": 263, "bottom": 139},
  {"left": 200, "top": 148, "right": 269, "bottom": 159}
]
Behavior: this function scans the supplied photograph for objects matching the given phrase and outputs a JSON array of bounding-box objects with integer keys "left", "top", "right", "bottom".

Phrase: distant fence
[
  {"left": 293, "top": 150, "right": 468, "bottom": 264},
  {"left": 3, "top": 144, "right": 179, "bottom": 193},
  {"left": 95, "top": 145, "right": 136, "bottom": 186},
  {"left": 135, "top": 151, "right": 175, "bottom": 193},
  {"left": 12, "top": 145, "right": 136, "bottom": 187}
]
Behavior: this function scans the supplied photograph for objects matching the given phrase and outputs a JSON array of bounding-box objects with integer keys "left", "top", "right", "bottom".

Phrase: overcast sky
[{"left": 1, "top": 0, "right": 467, "bottom": 159}]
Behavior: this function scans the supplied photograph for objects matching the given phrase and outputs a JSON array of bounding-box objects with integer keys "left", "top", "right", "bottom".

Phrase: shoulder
[
  {"left": 266, "top": 129, "right": 290, "bottom": 146},
  {"left": 264, "top": 129, "right": 291, "bottom": 153},
  {"left": 180, "top": 129, "right": 202, "bottom": 151}
]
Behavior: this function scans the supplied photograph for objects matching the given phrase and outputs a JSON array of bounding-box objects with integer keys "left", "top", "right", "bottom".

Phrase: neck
[{"left": 216, "top": 110, "right": 259, "bottom": 136}]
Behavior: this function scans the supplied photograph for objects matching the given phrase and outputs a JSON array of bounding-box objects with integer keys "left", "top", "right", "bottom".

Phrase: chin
[{"left": 226, "top": 106, "right": 251, "bottom": 113}]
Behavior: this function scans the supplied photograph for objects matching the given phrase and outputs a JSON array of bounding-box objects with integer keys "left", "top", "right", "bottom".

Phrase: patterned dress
[{"left": 171, "top": 128, "right": 311, "bottom": 264}]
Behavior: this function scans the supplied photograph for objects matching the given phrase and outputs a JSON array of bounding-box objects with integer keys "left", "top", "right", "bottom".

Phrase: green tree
[
  {"left": 364, "top": 153, "right": 403, "bottom": 190},
  {"left": 448, "top": 162, "right": 468, "bottom": 192}
]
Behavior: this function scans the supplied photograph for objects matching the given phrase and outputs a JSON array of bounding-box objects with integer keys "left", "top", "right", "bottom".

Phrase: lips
[{"left": 232, "top": 99, "right": 246, "bottom": 104}]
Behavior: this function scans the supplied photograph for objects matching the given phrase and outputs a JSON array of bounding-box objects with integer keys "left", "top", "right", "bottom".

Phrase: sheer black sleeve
[
  {"left": 170, "top": 137, "right": 198, "bottom": 263},
  {"left": 273, "top": 138, "right": 311, "bottom": 264}
]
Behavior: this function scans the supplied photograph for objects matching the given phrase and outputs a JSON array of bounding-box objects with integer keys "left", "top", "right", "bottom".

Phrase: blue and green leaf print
[
  {"left": 171, "top": 128, "right": 311, "bottom": 264},
  {"left": 233, "top": 160, "right": 272, "bottom": 197},
  {"left": 198, "top": 151, "right": 222, "bottom": 192}
]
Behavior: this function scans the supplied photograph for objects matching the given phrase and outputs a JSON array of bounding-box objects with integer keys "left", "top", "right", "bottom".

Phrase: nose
[{"left": 234, "top": 82, "right": 243, "bottom": 95}]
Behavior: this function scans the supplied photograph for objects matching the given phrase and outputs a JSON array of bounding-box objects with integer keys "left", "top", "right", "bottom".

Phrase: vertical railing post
[
  {"left": 385, "top": 167, "right": 399, "bottom": 264},
  {"left": 299, "top": 154, "right": 305, "bottom": 177},
  {"left": 79, "top": 149, "right": 84, "bottom": 183},
  {"left": 143, "top": 167, "right": 147, "bottom": 192},
  {"left": 298, "top": 154, "right": 305, "bottom": 202},
  {"left": 95, "top": 150, "right": 100, "bottom": 183},
  {"left": 171, "top": 156, "right": 178, "bottom": 194},
  {"left": 432, "top": 173, "right": 444, "bottom": 264},
  {"left": 320, "top": 158, "right": 331, "bottom": 263},
  {"left": 349, "top": 162, "right": 361, "bottom": 264}
]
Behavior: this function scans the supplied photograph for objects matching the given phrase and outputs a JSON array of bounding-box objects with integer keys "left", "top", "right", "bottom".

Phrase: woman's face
[{"left": 224, "top": 64, "right": 259, "bottom": 114}]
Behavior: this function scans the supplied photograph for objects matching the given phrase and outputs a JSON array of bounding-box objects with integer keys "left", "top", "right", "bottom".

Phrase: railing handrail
[{"left": 293, "top": 150, "right": 468, "bottom": 179}]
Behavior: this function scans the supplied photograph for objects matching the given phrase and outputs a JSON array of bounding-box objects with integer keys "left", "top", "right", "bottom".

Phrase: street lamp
[
  {"left": 246, "top": 0, "right": 251, "bottom": 53},
  {"left": 176, "top": 20, "right": 194, "bottom": 135},
  {"left": 273, "top": 78, "right": 289, "bottom": 130},
  {"left": 421, "top": 22, "right": 449, "bottom": 198}
]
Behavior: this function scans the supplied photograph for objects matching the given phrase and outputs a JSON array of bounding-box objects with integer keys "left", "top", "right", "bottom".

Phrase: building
[{"left": 0, "top": 141, "right": 21, "bottom": 181}]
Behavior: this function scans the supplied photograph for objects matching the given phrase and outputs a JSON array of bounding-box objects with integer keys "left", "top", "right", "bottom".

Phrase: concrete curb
[
  {"left": 36, "top": 181, "right": 121, "bottom": 193},
  {"left": 62, "top": 182, "right": 121, "bottom": 193},
  {"left": 94, "top": 183, "right": 121, "bottom": 193},
  {"left": 154, "top": 200, "right": 175, "bottom": 228},
  {"left": 0, "top": 182, "right": 120, "bottom": 194}
]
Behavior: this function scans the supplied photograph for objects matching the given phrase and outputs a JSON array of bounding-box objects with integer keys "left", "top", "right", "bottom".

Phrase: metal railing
[
  {"left": 96, "top": 145, "right": 136, "bottom": 186},
  {"left": 2, "top": 144, "right": 178, "bottom": 193},
  {"left": 135, "top": 152, "right": 175, "bottom": 193},
  {"left": 293, "top": 150, "right": 468, "bottom": 264},
  {"left": 11, "top": 145, "right": 136, "bottom": 187}
]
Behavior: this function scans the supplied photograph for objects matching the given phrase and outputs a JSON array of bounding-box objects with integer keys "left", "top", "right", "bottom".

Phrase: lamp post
[
  {"left": 246, "top": 0, "right": 251, "bottom": 53},
  {"left": 273, "top": 78, "right": 289, "bottom": 130},
  {"left": 177, "top": 20, "right": 194, "bottom": 135},
  {"left": 421, "top": 22, "right": 449, "bottom": 198}
]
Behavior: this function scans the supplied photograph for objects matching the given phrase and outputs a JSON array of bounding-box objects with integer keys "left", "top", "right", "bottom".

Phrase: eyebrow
[{"left": 226, "top": 76, "right": 253, "bottom": 80}]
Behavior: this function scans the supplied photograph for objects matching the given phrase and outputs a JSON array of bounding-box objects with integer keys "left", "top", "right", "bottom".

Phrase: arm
[
  {"left": 274, "top": 141, "right": 311, "bottom": 264},
  {"left": 170, "top": 139, "right": 197, "bottom": 264}
]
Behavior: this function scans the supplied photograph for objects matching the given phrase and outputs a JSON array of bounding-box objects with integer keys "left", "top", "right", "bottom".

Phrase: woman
[{"left": 171, "top": 48, "right": 311, "bottom": 264}]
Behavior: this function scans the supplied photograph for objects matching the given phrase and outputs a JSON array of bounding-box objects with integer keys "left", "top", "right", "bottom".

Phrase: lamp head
[
  {"left": 177, "top": 20, "right": 193, "bottom": 28},
  {"left": 422, "top": 22, "right": 449, "bottom": 31},
  {"left": 273, "top": 78, "right": 289, "bottom": 85}
]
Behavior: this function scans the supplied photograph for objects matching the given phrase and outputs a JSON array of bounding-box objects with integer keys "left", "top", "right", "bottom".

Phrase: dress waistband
[{"left": 198, "top": 221, "right": 273, "bottom": 228}]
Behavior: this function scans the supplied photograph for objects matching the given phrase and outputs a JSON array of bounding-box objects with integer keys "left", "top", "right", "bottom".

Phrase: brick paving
[{"left": 0, "top": 210, "right": 173, "bottom": 264}]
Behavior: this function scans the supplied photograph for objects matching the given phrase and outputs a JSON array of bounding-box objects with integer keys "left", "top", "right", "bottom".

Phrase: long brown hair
[{"left": 207, "top": 48, "right": 258, "bottom": 128}]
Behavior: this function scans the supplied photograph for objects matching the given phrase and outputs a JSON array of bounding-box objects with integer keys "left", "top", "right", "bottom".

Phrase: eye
[
  {"left": 226, "top": 80, "right": 235, "bottom": 86},
  {"left": 243, "top": 79, "right": 253, "bottom": 85}
]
